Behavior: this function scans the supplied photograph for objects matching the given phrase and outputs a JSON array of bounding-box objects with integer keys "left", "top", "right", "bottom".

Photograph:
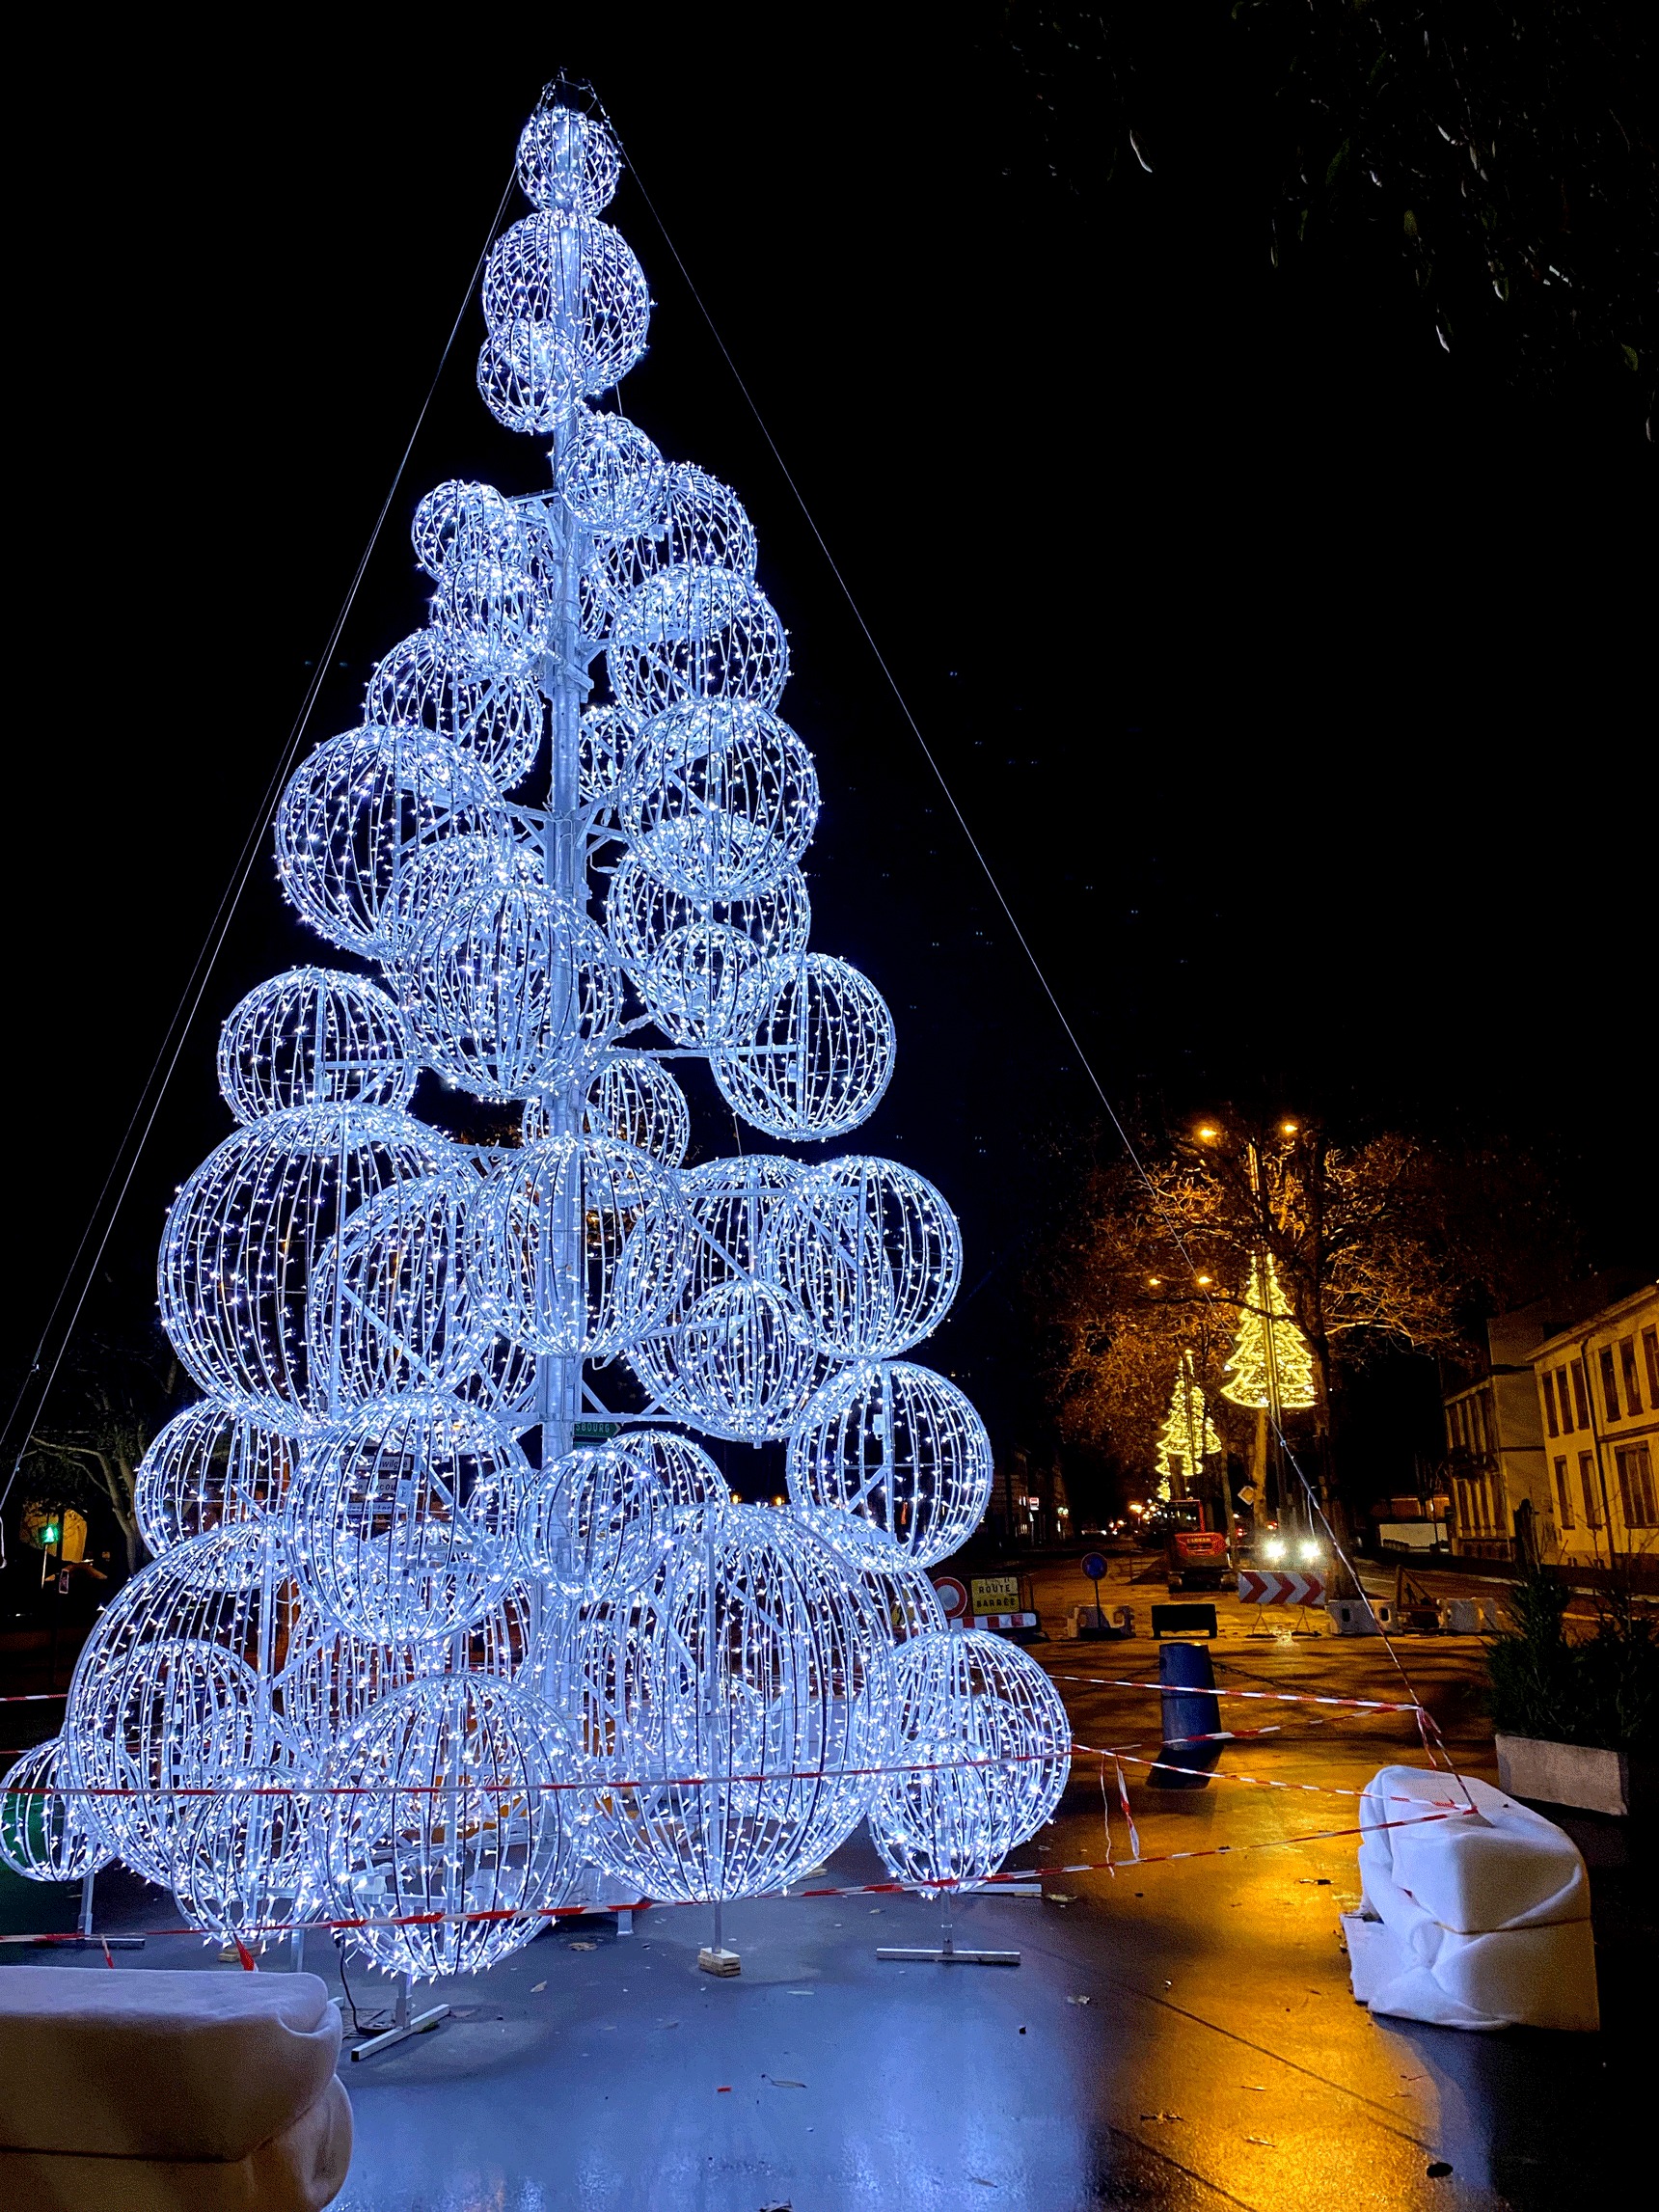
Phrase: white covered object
[
  {"left": 1347, "top": 1763, "right": 1598, "bottom": 2032},
  {"left": 0, "top": 1966, "right": 352, "bottom": 2210}
]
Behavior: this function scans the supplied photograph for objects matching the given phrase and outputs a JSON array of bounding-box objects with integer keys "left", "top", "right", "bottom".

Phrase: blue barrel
[{"left": 1149, "top": 1639, "right": 1221, "bottom": 1789}]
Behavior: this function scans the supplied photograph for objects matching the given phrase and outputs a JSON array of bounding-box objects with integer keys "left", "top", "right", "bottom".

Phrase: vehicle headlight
[
  {"left": 1263, "top": 1538, "right": 1286, "bottom": 1563},
  {"left": 1299, "top": 1541, "right": 1322, "bottom": 1565}
]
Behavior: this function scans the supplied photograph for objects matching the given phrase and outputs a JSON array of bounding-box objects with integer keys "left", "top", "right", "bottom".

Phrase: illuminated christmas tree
[
  {"left": 1219, "top": 1252, "right": 1316, "bottom": 1415},
  {"left": 1154, "top": 1352, "right": 1220, "bottom": 1501}
]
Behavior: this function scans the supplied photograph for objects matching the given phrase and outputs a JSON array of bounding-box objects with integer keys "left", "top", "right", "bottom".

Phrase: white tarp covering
[{"left": 1345, "top": 1763, "right": 1599, "bottom": 2032}]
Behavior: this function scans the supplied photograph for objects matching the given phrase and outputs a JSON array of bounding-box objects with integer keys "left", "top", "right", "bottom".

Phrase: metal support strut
[
  {"left": 877, "top": 1889, "right": 1020, "bottom": 1968},
  {"left": 349, "top": 1970, "right": 450, "bottom": 2062}
]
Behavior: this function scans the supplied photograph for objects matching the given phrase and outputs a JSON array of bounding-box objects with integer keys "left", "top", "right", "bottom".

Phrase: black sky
[{"left": 5, "top": 18, "right": 1650, "bottom": 1487}]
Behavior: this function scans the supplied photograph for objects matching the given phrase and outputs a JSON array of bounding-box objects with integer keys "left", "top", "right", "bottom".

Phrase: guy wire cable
[
  {"left": 0, "top": 157, "right": 521, "bottom": 1525},
  {"left": 613, "top": 115, "right": 1460, "bottom": 1779}
]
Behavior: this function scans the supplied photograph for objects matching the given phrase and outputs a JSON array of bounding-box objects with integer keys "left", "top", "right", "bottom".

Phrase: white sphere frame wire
[
  {"left": 216, "top": 967, "right": 416, "bottom": 1125},
  {"left": 367, "top": 629, "right": 545, "bottom": 788},
  {"left": 158, "top": 1106, "right": 446, "bottom": 1431},
  {"left": 608, "top": 570, "right": 789, "bottom": 719},
  {"left": 787, "top": 1360, "right": 993, "bottom": 1567},
  {"left": 764, "top": 1157, "right": 963, "bottom": 1361},
  {"left": 134, "top": 1402, "right": 297, "bottom": 1554},
  {"left": 711, "top": 952, "right": 894, "bottom": 1140},
  {"left": 573, "top": 1504, "right": 874, "bottom": 1903},
  {"left": 316, "top": 1676, "right": 575, "bottom": 1980},
  {"left": 861, "top": 1629, "right": 1073, "bottom": 1896},
  {"left": 0, "top": 1736, "right": 111, "bottom": 1882}
]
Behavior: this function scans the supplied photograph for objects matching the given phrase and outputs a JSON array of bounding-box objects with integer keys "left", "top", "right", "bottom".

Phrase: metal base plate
[
  {"left": 350, "top": 2003, "right": 449, "bottom": 2061},
  {"left": 876, "top": 1947, "right": 1020, "bottom": 1965}
]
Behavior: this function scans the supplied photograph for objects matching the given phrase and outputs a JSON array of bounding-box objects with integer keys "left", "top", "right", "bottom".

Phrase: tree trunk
[{"left": 1250, "top": 1408, "right": 1269, "bottom": 1535}]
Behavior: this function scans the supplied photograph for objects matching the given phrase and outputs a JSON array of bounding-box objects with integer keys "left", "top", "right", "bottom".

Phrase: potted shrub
[{"left": 1485, "top": 1570, "right": 1659, "bottom": 1815}]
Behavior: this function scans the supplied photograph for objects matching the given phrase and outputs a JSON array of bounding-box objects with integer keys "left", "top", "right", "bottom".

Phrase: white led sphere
[
  {"left": 596, "top": 465, "right": 757, "bottom": 609},
  {"left": 862, "top": 1630, "right": 1072, "bottom": 1895},
  {"left": 367, "top": 630, "right": 544, "bottom": 788},
  {"left": 788, "top": 1360, "right": 993, "bottom": 1567},
  {"left": 216, "top": 967, "right": 416, "bottom": 1125},
  {"left": 630, "top": 1279, "right": 827, "bottom": 1443},
  {"left": 642, "top": 921, "right": 757, "bottom": 1046},
  {"left": 472, "top": 1134, "right": 684, "bottom": 1359},
  {"left": 579, "top": 702, "right": 639, "bottom": 803},
  {"left": 609, "top": 569, "right": 788, "bottom": 718},
  {"left": 559, "top": 409, "right": 666, "bottom": 534},
  {"left": 316, "top": 1677, "right": 575, "bottom": 1980},
  {"left": 168, "top": 1767, "right": 320, "bottom": 1943},
  {"left": 411, "top": 480, "right": 517, "bottom": 579},
  {"left": 518, "top": 1443, "right": 663, "bottom": 1600},
  {"left": 134, "top": 1403, "right": 296, "bottom": 1554},
  {"left": 382, "top": 830, "right": 544, "bottom": 955},
  {"left": 307, "top": 1166, "right": 536, "bottom": 1415},
  {"left": 675, "top": 1153, "right": 806, "bottom": 1312},
  {"left": 275, "top": 724, "right": 507, "bottom": 958},
  {"left": 399, "top": 877, "right": 620, "bottom": 1102},
  {"left": 712, "top": 953, "right": 894, "bottom": 1140},
  {"left": 159, "top": 1106, "right": 445, "bottom": 1431},
  {"left": 516, "top": 103, "right": 621, "bottom": 215},
  {"left": 604, "top": 849, "right": 810, "bottom": 979},
  {"left": 285, "top": 1393, "right": 525, "bottom": 1643},
  {"left": 619, "top": 699, "right": 816, "bottom": 901},
  {"left": 60, "top": 1525, "right": 295, "bottom": 1887},
  {"left": 428, "top": 542, "right": 549, "bottom": 680},
  {"left": 574, "top": 1504, "right": 874, "bottom": 1902},
  {"left": 477, "top": 318, "right": 579, "bottom": 437},
  {"left": 582, "top": 1055, "right": 691, "bottom": 1167},
  {"left": 0, "top": 1737, "right": 110, "bottom": 1883},
  {"left": 766, "top": 1157, "right": 962, "bottom": 1360},
  {"left": 618, "top": 1429, "right": 727, "bottom": 1510},
  {"left": 481, "top": 213, "right": 650, "bottom": 396}
]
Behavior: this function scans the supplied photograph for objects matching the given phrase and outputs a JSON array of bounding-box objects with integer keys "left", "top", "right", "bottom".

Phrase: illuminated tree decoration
[
  {"left": 862, "top": 1631, "right": 1072, "bottom": 1895},
  {"left": 1219, "top": 1253, "right": 1318, "bottom": 1412},
  {"left": 56, "top": 89, "right": 1033, "bottom": 1967},
  {"left": 1154, "top": 1350, "right": 1221, "bottom": 1500}
]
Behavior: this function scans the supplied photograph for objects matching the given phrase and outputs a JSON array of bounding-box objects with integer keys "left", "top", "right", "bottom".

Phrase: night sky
[{"left": 6, "top": 23, "right": 1649, "bottom": 1500}]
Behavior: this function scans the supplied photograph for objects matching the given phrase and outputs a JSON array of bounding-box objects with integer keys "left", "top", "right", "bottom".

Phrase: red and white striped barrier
[{"left": 1237, "top": 1570, "right": 1325, "bottom": 1607}]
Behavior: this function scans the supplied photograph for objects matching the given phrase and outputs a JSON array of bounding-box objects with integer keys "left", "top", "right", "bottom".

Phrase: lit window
[
  {"left": 1570, "top": 1362, "right": 1591, "bottom": 1430},
  {"left": 1579, "top": 1452, "right": 1602, "bottom": 1529},
  {"left": 1616, "top": 1444, "right": 1656, "bottom": 1529},
  {"left": 1599, "top": 1346, "right": 1621, "bottom": 1422},
  {"left": 1557, "top": 1368, "right": 1575, "bottom": 1434},
  {"left": 1554, "top": 1456, "right": 1573, "bottom": 1529},
  {"left": 1542, "top": 1373, "right": 1560, "bottom": 1437},
  {"left": 1619, "top": 1336, "right": 1642, "bottom": 1415}
]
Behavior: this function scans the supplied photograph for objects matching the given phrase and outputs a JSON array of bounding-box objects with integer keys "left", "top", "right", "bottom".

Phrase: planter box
[{"left": 1495, "top": 1733, "right": 1631, "bottom": 1816}]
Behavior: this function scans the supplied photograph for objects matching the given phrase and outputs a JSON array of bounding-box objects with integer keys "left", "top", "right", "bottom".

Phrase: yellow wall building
[{"left": 1531, "top": 1282, "right": 1659, "bottom": 1568}]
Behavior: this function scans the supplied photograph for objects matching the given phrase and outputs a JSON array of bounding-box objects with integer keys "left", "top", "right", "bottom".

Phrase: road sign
[
  {"left": 970, "top": 1575, "right": 1020, "bottom": 1614},
  {"left": 932, "top": 1574, "right": 968, "bottom": 1621},
  {"left": 573, "top": 1420, "right": 619, "bottom": 1443},
  {"left": 1237, "top": 1570, "right": 1325, "bottom": 1608},
  {"left": 1080, "top": 1551, "right": 1108, "bottom": 1582}
]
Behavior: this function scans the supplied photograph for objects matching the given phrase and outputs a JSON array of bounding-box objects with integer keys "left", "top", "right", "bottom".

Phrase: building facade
[
  {"left": 1442, "top": 1305, "right": 1553, "bottom": 1562},
  {"left": 1531, "top": 1282, "right": 1659, "bottom": 1568}
]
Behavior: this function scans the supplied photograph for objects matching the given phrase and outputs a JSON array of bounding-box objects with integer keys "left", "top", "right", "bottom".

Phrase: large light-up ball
[
  {"left": 134, "top": 1403, "right": 296, "bottom": 1555},
  {"left": 275, "top": 725, "right": 507, "bottom": 958},
  {"left": 158, "top": 1106, "right": 445, "bottom": 1431},
  {"left": 482, "top": 213, "right": 649, "bottom": 396},
  {"left": 410, "top": 480, "right": 518, "bottom": 579},
  {"left": 582, "top": 1055, "right": 691, "bottom": 1167},
  {"left": 642, "top": 921, "right": 758, "bottom": 1046},
  {"left": 307, "top": 1166, "right": 535, "bottom": 1415},
  {"left": 619, "top": 699, "right": 815, "bottom": 900},
  {"left": 472, "top": 1135, "right": 684, "bottom": 1358},
  {"left": 60, "top": 1526, "right": 298, "bottom": 1887},
  {"left": 629, "top": 1280, "right": 827, "bottom": 1443},
  {"left": 318, "top": 1677, "right": 575, "bottom": 1980},
  {"left": 596, "top": 465, "right": 757, "bottom": 609},
  {"left": 428, "top": 542, "right": 549, "bottom": 680},
  {"left": 284, "top": 1393, "right": 525, "bottom": 1643},
  {"left": 609, "top": 572, "right": 789, "bottom": 719},
  {"left": 787, "top": 1361, "right": 993, "bottom": 1567},
  {"left": 398, "top": 878, "right": 620, "bottom": 1102},
  {"left": 579, "top": 703, "right": 640, "bottom": 803},
  {"left": 785, "top": 1505, "right": 948, "bottom": 1653},
  {"left": 367, "top": 630, "right": 544, "bottom": 788},
  {"left": 765, "top": 1157, "right": 962, "bottom": 1360},
  {"left": 518, "top": 1444, "right": 664, "bottom": 1601},
  {"left": 382, "top": 830, "right": 545, "bottom": 955},
  {"left": 168, "top": 1766, "right": 320, "bottom": 1943},
  {"left": 477, "top": 318, "right": 578, "bottom": 437},
  {"left": 604, "top": 849, "right": 810, "bottom": 979},
  {"left": 574, "top": 1504, "right": 874, "bottom": 1902},
  {"left": 619, "top": 1430, "right": 727, "bottom": 1509},
  {"left": 216, "top": 968, "right": 416, "bottom": 1125},
  {"left": 862, "top": 1630, "right": 1072, "bottom": 1895},
  {"left": 559, "top": 409, "right": 666, "bottom": 534},
  {"left": 0, "top": 1737, "right": 110, "bottom": 1883},
  {"left": 516, "top": 104, "right": 621, "bottom": 215},
  {"left": 712, "top": 954, "right": 894, "bottom": 1140}
]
